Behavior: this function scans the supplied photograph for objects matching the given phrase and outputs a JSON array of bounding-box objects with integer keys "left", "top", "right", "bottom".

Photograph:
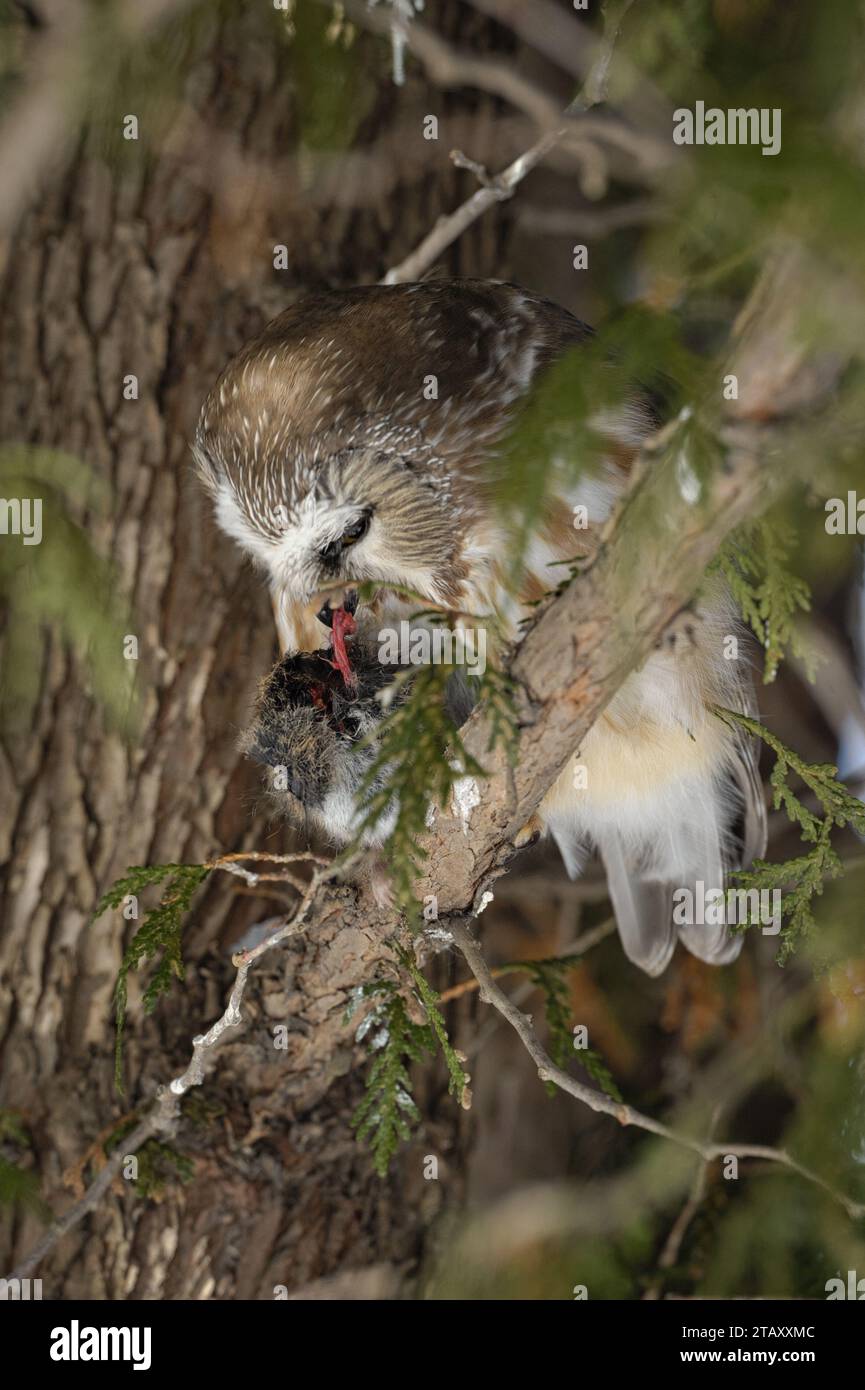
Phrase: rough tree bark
[{"left": 0, "top": 1, "right": 515, "bottom": 1299}]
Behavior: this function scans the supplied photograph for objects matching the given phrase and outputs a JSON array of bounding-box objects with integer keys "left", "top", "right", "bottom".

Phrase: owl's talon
[{"left": 512, "top": 813, "right": 543, "bottom": 851}]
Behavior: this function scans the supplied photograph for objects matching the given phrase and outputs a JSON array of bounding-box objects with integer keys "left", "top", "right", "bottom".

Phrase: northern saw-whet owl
[{"left": 193, "top": 278, "right": 766, "bottom": 977}]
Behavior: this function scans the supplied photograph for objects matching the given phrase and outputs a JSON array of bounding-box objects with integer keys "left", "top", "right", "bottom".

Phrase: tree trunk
[{"left": 0, "top": 0, "right": 513, "bottom": 1299}]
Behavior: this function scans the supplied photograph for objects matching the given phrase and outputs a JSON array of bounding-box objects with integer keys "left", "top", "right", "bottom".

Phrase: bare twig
[
  {"left": 450, "top": 919, "right": 865, "bottom": 1221},
  {"left": 208, "top": 848, "right": 328, "bottom": 895},
  {"left": 383, "top": 0, "right": 637, "bottom": 284},
  {"left": 437, "top": 917, "right": 616, "bottom": 1004},
  {"left": 6, "top": 1108, "right": 170, "bottom": 1283},
  {"left": 643, "top": 1105, "right": 723, "bottom": 1300},
  {"left": 466, "top": 0, "right": 674, "bottom": 126}
]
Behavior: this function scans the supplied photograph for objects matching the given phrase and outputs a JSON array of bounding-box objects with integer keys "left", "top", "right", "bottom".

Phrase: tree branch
[
  {"left": 449, "top": 919, "right": 865, "bottom": 1221},
  {"left": 383, "top": 0, "right": 639, "bottom": 284},
  {"left": 436, "top": 917, "right": 616, "bottom": 1004}
]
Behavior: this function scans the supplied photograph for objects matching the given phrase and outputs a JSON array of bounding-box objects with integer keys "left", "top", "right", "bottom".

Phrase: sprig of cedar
[
  {"left": 712, "top": 517, "right": 813, "bottom": 683},
  {"left": 102, "top": 1109, "right": 198, "bottom": 1200},
  {"left": 715, "top": 707, "right": 865, "bottom": 960},
  {"left": 352, "top": 662, "right": 479, "bottom": 907},
  {"left": 0, "top": 1109, "right": 51, "bottom": 1221},
  {"left": 352, "top": 615, "right": 519, "bottom": 912},
  {"left": 91, "top": 862, "right": 212, "bottom": 1091},
  {"left": 497, "top": 955, "right": 621, "bottom": 1101},
  {"left": 346, "top": 944, "right": 468, "bottom": 1176}
]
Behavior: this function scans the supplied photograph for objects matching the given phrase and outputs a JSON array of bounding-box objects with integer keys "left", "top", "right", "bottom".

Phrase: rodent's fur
[{"left": 241, "top": 620, "right": 472, "bottom": 844}]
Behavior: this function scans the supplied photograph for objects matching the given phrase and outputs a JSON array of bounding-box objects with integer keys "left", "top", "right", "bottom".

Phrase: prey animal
[{"left": 193, "top": 278, "right": 766, "bottom": 976}]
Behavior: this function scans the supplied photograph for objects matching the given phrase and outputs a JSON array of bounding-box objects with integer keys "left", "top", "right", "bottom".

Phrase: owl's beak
[{"left": 315, "top": 587, "right": 359, "bottom": 629}]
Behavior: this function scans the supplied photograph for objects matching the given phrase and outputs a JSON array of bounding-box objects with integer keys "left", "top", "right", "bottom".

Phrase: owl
[{"left": 193, "top": 278, "right": 766, "bottom": 976}]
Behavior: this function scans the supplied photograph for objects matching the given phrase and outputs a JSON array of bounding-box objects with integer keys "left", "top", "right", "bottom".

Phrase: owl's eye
[
  {"left": 318, "top": 509, "right": 371, "bottom": 566},
  {"left": 339, "top": 509, "right": 371, "bottom": 547}
]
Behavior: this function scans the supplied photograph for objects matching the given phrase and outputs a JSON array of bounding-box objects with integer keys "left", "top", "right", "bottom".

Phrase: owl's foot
[{"left": 512, "top": 812, "right": 544, "bottom": 850}]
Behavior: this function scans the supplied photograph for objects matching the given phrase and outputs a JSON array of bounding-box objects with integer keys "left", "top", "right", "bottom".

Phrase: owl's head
[
  {"left": 192, "top": 279, "right": 591, "bottom": 632},
  {"left": 194, "top": 425, "right": 459, "bottom": 614},
  {"left": 191, "top": 299, "right": 485, "bottom": 620}
]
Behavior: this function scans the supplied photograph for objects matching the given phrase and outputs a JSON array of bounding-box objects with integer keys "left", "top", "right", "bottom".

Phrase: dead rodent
[{"left": 240, "top": 621, "right": 475, "bottom": 845}]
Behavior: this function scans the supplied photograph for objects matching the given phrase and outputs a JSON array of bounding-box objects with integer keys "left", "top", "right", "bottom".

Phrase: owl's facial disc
[
  {"left": 260, "top": 490, "right": 375, "bottom": 605},
  {"left": 295, "top": 485, "right": 435, "bottom": 614},
  {"left": 304, "top": 502, "right": 377, "bottom": 619},
  {"left": 217, "top": 445, "right": 459, "bottom": 617}
]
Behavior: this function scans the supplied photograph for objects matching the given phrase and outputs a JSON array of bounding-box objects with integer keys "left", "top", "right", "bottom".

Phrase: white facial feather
[{"left": 214, "top": 485, "right": 278, "bottom": 568}]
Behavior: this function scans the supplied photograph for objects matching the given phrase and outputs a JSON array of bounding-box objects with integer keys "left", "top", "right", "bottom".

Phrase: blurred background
[{"left": 0, "top": 0, "right": 864, "bottom": 1300}]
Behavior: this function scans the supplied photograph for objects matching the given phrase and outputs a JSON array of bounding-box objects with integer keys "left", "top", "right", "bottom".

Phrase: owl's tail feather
[
  {"left": 596, "top": 827, "right": 744, "bottom": 977},
  {"left": 588, "top": 753, "right": 766, "bottom": 976},
  {"left": 596, "top": 832, "right": 678, "bottom": 977},
  {"left": 578, "top": 765, "right": 760, "bottom": 975}
]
